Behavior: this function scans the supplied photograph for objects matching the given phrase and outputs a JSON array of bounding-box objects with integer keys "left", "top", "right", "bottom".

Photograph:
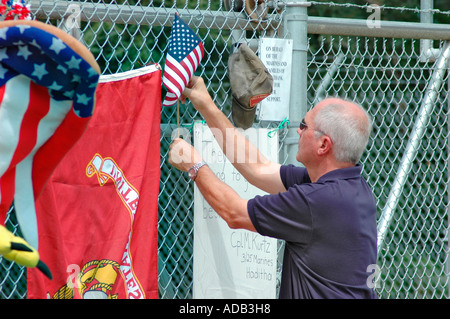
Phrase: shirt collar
[{"left": 316, "top": 164, "right": 363, "bottom": 183}]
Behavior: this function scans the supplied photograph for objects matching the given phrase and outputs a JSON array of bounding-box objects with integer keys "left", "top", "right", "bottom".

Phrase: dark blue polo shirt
[{"left": 248, "top": 164, "right": 378, "bottom": 299}]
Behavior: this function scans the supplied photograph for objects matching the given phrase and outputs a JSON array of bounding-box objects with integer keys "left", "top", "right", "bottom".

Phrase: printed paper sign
[
  {"left": 257, "top": 38, "right": 293, "bottom": 122},
  {"left": 192, "top": 122, "right": 279, "bottom": 299}
]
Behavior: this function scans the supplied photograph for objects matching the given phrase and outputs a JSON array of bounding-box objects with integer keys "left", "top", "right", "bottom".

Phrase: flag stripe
[
  {"left": 0, "top": 84, "right": 4, "bottom": 104},
  {"left": 162, "top": 91, "right": 179, "bottom": 107},
  {"left": 194, "top": 45, "right": 203, "bottom": 66},
  {"left": 0, "top": 75, "right": 31, "bottom": 176},
  {"left": 11, "top": 81, "right": 52, "bottom": 248},
  {"left": 193, "top": 45, "right": 203, "bottom": 67},
  {"left": 0, "top": 84, "right": 5, "bottom": 206},
  {"left": 166, "top": 55, "right": 190, "bottom": 84},
  {"left": 7, "top": 76, "right": 74, "bottom": 247},
  {"left": 0, "top": 169, "right": 15, "bottom": 213},
  {"left": 163, "top": 72, "right": 183, "bottom": 99},
  {"left": 31, "top": 105, "right": 88, "bottom": 202},
  {"left": 34, "top": 95, "right": 73, "bottom": 152},
  {"left": 11, "top": 81, "right": 50, "bottom": 167},
  {"left": 163, "top": 61, "right": 185, "bottom": 93},
  {"left": 184, "top": 55, "right": 195, "bottom": 78},
  {"left": 199, "top": 42, "right": 205, "bottom": 57},
  {"left": 0, "top": 76, "right": 33, "bottom": 211},
  {"left": 184, "top": 46, "right": 203, "bottom": 77},
  {"left": 14, "top": 155, "right": 38, "bottom": 248}
]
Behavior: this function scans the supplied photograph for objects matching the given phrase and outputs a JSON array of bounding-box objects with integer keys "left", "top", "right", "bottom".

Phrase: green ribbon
[{"left": 268, "top": 117, "right": 290, "bottom": 138}]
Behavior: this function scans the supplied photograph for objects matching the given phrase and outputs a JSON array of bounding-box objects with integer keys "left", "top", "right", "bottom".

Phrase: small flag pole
[{"left": 177, "top": 99, "right": 180, "bottom": 138}]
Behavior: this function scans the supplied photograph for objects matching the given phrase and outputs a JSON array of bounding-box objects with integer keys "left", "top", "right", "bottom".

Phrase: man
[{"left": 169, "top": 76, "right": 378, "bottom": 299}]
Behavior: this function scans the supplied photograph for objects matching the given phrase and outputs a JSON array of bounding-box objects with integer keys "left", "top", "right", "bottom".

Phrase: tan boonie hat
[{"left": 228, "top": 43, "right": 273, "bottom": 129}]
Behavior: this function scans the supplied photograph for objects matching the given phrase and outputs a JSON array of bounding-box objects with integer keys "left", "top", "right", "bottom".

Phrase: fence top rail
[
  {"left": 30, "top": 0, "right": 281, "bottom": 31},
  {"left": 30, "top": 0, "right": 450, "bottom": 40},
  {"left": 308, "top": 16, "right": 450, "bottom": 41}
]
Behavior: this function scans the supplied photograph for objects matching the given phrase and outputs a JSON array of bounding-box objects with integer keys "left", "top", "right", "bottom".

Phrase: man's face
[
  {"left": 296, "top": 111, "right": 318, "bottom": 165},
  {"left": 295, "top": 103, "right": 328, "bottom": 165}
]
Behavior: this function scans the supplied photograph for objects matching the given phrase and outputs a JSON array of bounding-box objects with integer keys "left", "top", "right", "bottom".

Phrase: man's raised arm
[{"left": 181, "top": 76, "right": 285, "bottom": 194}]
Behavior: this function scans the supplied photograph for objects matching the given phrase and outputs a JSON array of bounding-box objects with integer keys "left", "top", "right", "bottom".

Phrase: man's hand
[
  {"left": 181, "top": 76, "right": 215, "bottom": 113},
  {"left": 169, "top": 138, "right": 203, "bottom": 172}
]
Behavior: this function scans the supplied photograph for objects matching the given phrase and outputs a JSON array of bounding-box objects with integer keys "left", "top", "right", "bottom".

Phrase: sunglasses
[
  {"left": 299, "top": 118, "right": 309, "bottom": 130},
  {"left": 299, "top": 118, "right": 329, "bottom": 140}
]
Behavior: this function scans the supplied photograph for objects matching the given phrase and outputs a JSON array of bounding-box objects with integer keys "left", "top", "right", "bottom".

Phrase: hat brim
[{"left": 232, "top": 95, "right": 257, "bottom": 130}]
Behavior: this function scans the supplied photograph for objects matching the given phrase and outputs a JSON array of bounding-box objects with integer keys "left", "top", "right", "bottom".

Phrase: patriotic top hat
[{"left": 0, "top": 14, "right": 100, "bottom": 250}]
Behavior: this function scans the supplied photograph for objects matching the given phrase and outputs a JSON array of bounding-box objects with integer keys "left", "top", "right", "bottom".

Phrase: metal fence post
[
  {"left": 448, "top": 52, "right": 450, "bottom": 298},
  {"left": 420, "top": 0, "right": 441, "bottom": 62},
  {"left": 281, "top": 1, "right": 310, "bottom": 165}
]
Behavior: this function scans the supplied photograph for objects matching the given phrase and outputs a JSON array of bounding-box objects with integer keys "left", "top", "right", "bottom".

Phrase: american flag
[
  {"left": 162, "top": 14, "right": 204, "bottom": 107},
  {"left": 0, "top": 21, "right": 99, "bottom": 249}
]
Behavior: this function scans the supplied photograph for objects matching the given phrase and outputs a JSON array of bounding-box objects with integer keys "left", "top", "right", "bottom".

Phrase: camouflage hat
[{"left": 228, "top": 43, "right": 273, "bottom": 129}]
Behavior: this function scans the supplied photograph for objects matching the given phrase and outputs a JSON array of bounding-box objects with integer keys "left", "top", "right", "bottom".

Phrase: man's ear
[{"left": 317, "top": 135, "right": 333, "bottom": 156}]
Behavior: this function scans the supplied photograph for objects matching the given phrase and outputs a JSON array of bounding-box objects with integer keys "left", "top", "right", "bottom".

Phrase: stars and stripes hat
[{"left": 0, "top": 20, "right": 100, "bottom": 249}]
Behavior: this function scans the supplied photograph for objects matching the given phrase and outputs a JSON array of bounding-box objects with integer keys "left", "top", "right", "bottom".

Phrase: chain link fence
[{"left": 1, "top": 0, "right": 450, "bottom": 299}]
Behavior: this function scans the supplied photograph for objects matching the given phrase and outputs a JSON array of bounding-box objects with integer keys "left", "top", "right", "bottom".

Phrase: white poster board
[
  {"left": 192, "top": 122, "right": 279, "bottom": 299},
  {"left": 257, "top": 38, "right": 293, "bottom": 122}
]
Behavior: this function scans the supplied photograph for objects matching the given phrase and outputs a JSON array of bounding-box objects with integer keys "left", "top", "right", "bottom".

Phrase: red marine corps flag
[
  {"left": 28, "top": 65, "right": 161, "bottom": 299},
  {"left": 162, "top": 14, "right": 204, "bottom": 107}
]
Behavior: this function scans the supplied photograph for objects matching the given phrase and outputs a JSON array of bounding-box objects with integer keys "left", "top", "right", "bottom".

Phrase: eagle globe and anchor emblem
[{"left": 51, "top": 259, "right": 121, "bottom": 299}]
